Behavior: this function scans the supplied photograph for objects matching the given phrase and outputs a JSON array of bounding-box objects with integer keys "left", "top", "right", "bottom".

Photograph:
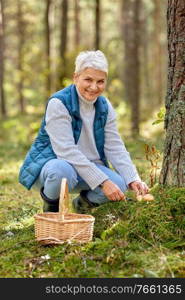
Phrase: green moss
[{"left": 0, "top": 115, "right": 184, "bottom": 278}]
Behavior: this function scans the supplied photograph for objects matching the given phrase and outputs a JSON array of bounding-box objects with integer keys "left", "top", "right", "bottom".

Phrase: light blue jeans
[{"left": 34, "top": 159, "right": 127, "bottom": 205}]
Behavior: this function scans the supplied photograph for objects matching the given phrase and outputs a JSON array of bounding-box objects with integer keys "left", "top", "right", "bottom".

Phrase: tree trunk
[
  {"left": 17, "top": 0, "right": 25, "bottom": 114},
  {"left": 159, "top": 0, "right": 185, "bottom": 186},
  {"left": 74, "top": 0, "right": 80, "bottom": 47},
  {"left": 45, "top": 0, "right": 52, "bottom": 97},
  {"left": 0, "top": 0, "right": 6, "bottom": 117},
  {"left": 153, "top": 0, "right": 163, "bottom": 106},
  {"left": 140, "top": 4, "right": 151, "bottom": 110},
  {"left": 121, "top": 0, "right": 142, "bottom": 136},
  {"left": 58, "top": 0, "right": 68, "bottom": 88},
  {"left": 95, "top": 0, "right": 100, "bottom": 50}
]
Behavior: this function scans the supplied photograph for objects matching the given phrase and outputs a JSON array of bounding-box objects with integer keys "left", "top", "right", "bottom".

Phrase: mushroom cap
[
  {"left": 136, "top": 194, "right": 154, "bottom": 201},
  {"left": 142, "top": 194, "right": 154, "bottom": 201}
]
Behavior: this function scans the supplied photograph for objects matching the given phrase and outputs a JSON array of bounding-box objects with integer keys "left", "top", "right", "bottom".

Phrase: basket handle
[{"left": 59, "top": 178, "right": 69, "bottom": 220}]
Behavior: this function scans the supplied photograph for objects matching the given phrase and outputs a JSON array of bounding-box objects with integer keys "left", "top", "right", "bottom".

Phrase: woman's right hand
[{"left": 101, "top": 180, "right": 125, "bottom": 201}]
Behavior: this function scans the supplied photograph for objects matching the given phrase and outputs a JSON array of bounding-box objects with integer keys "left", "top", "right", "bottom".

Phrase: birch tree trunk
[{"left": 159, "top": 0, "right": 185, "bottom": 186}]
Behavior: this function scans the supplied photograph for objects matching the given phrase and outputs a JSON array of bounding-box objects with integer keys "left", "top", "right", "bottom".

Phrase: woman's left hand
[{"left": 129, "top": 181, "right": 149, "bottom": 196}]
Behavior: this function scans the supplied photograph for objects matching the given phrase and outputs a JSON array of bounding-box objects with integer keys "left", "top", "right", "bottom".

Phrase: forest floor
[{"left": 0, "top": 113, "right": 185, "bottom": 278}]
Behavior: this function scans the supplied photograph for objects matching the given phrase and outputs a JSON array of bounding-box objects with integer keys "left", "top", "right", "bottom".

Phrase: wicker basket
[{"left": 34, "top": 178, "right": 95, "bottom": 245}]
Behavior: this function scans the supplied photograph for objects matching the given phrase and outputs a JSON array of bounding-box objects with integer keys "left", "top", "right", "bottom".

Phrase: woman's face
[{"left": 73, "top": 67, "right": 107, "bottom": 101}]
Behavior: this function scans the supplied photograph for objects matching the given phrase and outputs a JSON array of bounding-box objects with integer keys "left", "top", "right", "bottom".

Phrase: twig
[
  {"left": 0, "top": 239, "right": 35, "bottom": 255},
  {"left": 135, "top": 234, "right": 156, "bottom": 247}
]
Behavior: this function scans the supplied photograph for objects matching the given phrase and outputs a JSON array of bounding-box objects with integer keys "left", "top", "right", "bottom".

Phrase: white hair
[{"left": 75, "top": 50, "right": 108, "bottom": 74}]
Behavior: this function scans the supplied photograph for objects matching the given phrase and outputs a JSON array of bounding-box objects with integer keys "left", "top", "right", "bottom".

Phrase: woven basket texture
[{"left": 34, "top": 178, "right": 95, "bottom": 245}]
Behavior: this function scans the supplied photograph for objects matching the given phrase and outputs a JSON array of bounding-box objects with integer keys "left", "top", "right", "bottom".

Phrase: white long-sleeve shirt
[{"left": 45, "top": 90, "right": 141, "bottom": 190}]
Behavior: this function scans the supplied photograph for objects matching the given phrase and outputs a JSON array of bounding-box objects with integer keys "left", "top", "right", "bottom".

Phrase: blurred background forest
[
  {"left": 1, "top": 1, "right": 185, "bottom": 279},
  {"left": 0, "top": 0, "right": 167, "bottom": 139}
]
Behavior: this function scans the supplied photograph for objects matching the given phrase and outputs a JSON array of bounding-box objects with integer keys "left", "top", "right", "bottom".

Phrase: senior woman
[{"left": 19, "top": 50, "right": 148, "bottom": 212}]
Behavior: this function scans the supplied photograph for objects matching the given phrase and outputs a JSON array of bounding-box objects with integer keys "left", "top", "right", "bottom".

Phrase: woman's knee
[
  {"left": 110, "top": 172, "right": 127, "bottom": 192},
  {"left": 96, "top": 165, "right": 127, "bottom": 192},
  {"left": 105, "top": 171, "right": 127, "bottom": 192},
  {"left": 42, "top": 159, "right": 78, "bottom": 190}
]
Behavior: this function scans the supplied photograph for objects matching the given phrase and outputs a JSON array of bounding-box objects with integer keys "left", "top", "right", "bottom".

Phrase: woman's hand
[
  {"left": 129, "top": 181, "right": 149, "bottom": 196},
  {"left": 101, "top": 180, "right": 125, "bottom": 201}
]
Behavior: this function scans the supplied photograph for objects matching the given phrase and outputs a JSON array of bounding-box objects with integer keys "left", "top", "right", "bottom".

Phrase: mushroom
[
  {"left": 142, "top": 194, "right": 154, "bottom": 201},
  {"left": 136, "top": 194, "right": 154, "bottom": 201},
  {"left": 136, "top": 195, "right": 143, "bottom": 201}
]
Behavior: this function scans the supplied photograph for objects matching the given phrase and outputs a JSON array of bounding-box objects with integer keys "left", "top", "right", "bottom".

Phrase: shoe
[
  {"left": 72, "top": 196, "right": 83, "bottom": 213},
  {"left": 72, "top": 191, "right": 97, "bottom": 213},
  {"left": 125, "top": 197, "right": 136, "bottom": 202},
  {"left": 80, "top": 190, "right": 96, "bottom": 208},
  {"left": 40, "top": 187, "right": 59, "bottom": 212}
]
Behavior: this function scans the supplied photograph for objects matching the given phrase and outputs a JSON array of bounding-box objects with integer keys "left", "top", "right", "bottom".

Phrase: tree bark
[
  {"left": 140, "top": 4, "right": 151, "bottom": 110},
  {"left": 95, "top": 0, "right": 101, "bottom": 50},
  {"left": 121, "top": 0, "right": 142, "bottom": 136},
  {"left": 58, "top": 0, "right": 68, "bottom": 88},
  {"left": 0, "top": 0, "right": 6, "bottom": 117},
  {"left": 74, "top": 0, "right": 80, "bottom": 47},
  {"left": 17, "top": 0, "right": 25, "bottom": 114},
  {"left": 45, "top": 0, "right": 52, "bottom": 96},
  {"left": 159, "top": 0, "right": 185, "bottom": 186},
  {"left": 153, "top": 0, "right": 163, "bottom": 106}
]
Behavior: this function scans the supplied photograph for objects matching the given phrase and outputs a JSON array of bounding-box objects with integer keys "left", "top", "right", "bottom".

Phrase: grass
[{"left": 0, "top": 113, "right": 184, "bottom": 278}]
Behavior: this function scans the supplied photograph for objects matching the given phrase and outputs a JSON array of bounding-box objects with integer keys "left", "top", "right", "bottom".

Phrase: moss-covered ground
[{"left": 0, "top": 114, "right": 184, "bottom": 278}]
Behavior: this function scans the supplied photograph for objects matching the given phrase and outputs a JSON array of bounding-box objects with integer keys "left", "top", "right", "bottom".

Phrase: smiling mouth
[{"left": 86, "top": 91, "right": 98, "bottom": 95}]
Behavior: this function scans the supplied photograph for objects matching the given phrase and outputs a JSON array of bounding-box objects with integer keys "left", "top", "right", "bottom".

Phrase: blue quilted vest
[{"left": 19, "top": 84, "right": 109, "bottom": 190}]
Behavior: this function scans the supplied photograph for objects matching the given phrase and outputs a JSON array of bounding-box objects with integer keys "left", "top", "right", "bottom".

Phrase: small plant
[
  {"left": 152, "top": 107, "right": 165, "bottom": 125},
  {"left": 144, "top": 144, "right": 161, "bottom": 187}
]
